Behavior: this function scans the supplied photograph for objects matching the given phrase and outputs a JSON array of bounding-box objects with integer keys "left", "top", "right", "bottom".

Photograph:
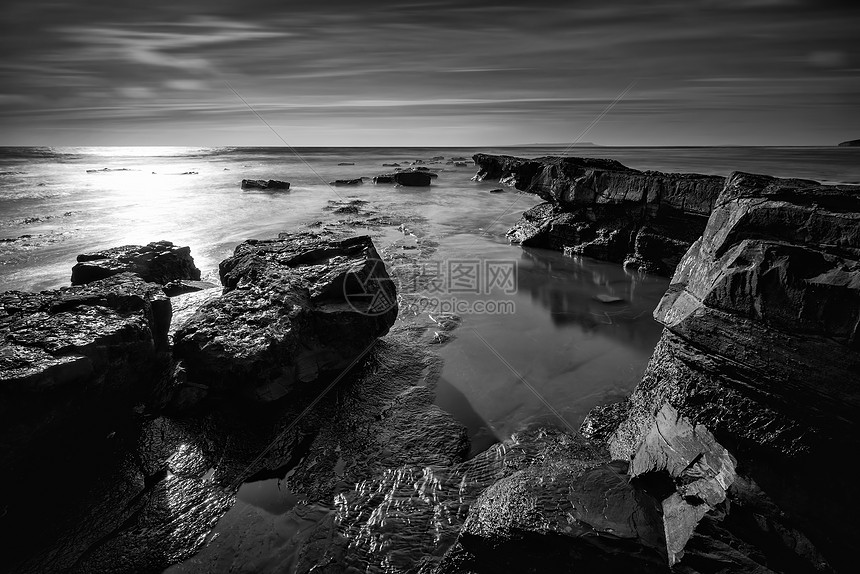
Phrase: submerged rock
[
  {"left": 240, "top": 179, "right": 290, "bottom": 190},
  {"left": 329, "top": 178, "right": 363, "bottom": 185},
  {"left": 86, "top": 168, "right": 135, "bottom": 173},
  {"left": 71, "top": 240, "right": 201, "bottom": 286},
  {"left": 173, "top": 232, "right": 398, "bottom": 402},
  {"left": 474, "top": 154, "right": 725, "bottom": 274}
]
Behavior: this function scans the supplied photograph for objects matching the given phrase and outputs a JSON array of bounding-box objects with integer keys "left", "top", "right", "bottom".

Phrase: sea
[
  {"left": 3, "top": 145, "right": 860, "bottom": 572},
  {"left": 2, "top": 145, "right": 859, "bottom": 445}
]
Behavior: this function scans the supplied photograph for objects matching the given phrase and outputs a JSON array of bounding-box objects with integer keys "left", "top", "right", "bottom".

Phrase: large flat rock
[{"left": 71, "top": 240, "right": 201, "bottom": 286}]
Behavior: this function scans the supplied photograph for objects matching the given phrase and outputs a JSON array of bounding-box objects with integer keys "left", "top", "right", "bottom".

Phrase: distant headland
[{"left": 838, "top": 139, "right": 860, "bottom": 147}]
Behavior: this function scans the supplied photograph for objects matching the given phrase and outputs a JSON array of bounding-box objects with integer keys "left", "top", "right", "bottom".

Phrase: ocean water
[
  {"left": 4, "top": 145, "right": 860, "bottom": 572},
  {"left": 2, "top": 145, "right": 859, "bottom": 442}
]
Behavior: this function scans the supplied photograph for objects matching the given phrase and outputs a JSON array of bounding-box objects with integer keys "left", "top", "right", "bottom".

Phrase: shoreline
[{"left": 1, "top": 150, "right": 858, "bottom": 573}]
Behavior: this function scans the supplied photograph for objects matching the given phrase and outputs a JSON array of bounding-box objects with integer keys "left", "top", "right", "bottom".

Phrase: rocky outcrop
[
  {"left": 330, "top": 178, "right": 363, "bottom": 185},
  {"left": 444, "top": 171, "right": 859, "bottom": 573},
  {"left": 240, "top": 179, "right": 290, "bottom": 190},
  {"left": 0, "top": 272, "right": 172, "bottom": 470},
  {"left": 173, "top": 232, "right": 398, "bottom": 402},
  {"left": 70, "top": 240, "right": 201, "bottom": 286},
  {"left": 473, "top": 154, "right": 725, "bottom": 274},
  {"left": 373, "top": 171, "right": 433, "bottom": 186},
  {"left": 593, "top": 171, "right": 860, "bottom": 572},
  {"left": 439, "top": 457, "right": 668, "bottom": 573}
]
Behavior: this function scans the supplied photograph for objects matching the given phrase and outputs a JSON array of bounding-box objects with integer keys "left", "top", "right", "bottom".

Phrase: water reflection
[
  {"left": 517, "top": 246, "right": 669, "bottom": 352},
  {"left": 435, "top": 245, "right": 669, "bottom": 443}
]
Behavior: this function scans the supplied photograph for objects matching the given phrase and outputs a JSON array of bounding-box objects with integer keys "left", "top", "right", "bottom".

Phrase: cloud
[
  {"left": 52, "top": 20, "right": 290, "bottom": 71},
  {"left": 1, "top": 1, "right": 859, "bottom": 145},
  {"left": 807, "top": 50, "right": 849, "bottom": 68}
]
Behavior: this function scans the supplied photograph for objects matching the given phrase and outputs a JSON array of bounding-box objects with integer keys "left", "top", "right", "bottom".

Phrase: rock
[
  {"left": 162, "top": 279, "right": 217, "bottom": 297},
  {"left": 329, "top": 178, "right": 362, "bottom": 185},
  {"left": 173, "top": 233, "right": 398, "bottom": 402},
  {"left": 601, "top": 171, "right": 860, "bottom": 572},
  {"left": 373, "top": 171, "right": 432, "bottom": 186},
  {"left": 323, "top": 199, "right": 368, "bottom": 216},
  {"left": 837, "top": 139, "right": 860, "bottom": 147},
  {"left": 474, "top": 154, "right": 725, "bottom": 274},
  {"left": 489, "top": 188, "right": 504, "bottom": 193},
  {"left": 86, "top": 168, "right": 134, "bottom": 173},
  {"left": 580, "top": 400, "right": 630, "bottom": 443},
  {"left": 337, "top": 162, "right": 354, "bottom": 165},
  {"left": 70, "top": 240, "right": 201, "bottom": 286},
  {"left": 627, "top": 404, "right": 737, "bottom": 566},
  {"left": 382, "top": 163, "right": 400, "bottom": 167},
  {"left": 324, "top": 426, "right": 623, "bottom": 574},
  {"left": 240, "top": 179, "right": 290, "bottom": 190},
  {"left": 594, "top": 293, "right": 623, "bottom": 303},
  {"left": 0, "top": 272, "right": 171, "bottom": 470},
  {"left": 438, "top": 452, "right": 668, "bottom": 573}
]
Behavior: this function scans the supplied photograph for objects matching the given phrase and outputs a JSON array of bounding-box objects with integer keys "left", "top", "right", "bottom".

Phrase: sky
[{"left": 0, "top": 0, "right": 858, "bottom": 146}]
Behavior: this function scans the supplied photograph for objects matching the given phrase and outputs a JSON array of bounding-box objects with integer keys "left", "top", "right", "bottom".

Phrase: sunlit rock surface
[
  {"left": 472, "top": 154, "right": 725, "bottom": 274},
  {"left": 70, "top": 240, "right": 201, "bottom": 286},
  {"left": 173, "top": 232, "right": 398, "bottom": 402},
  {"left": 591, "top": 171, "right": 860, "bottom": 572}
]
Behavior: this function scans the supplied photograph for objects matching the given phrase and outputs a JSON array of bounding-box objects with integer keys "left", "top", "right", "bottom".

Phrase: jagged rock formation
[
  {"left": 591, "top": 171, "right": 860, "bottom": 572},
  {"left": 443, "top": 171, "right": 859, "bottom": 573},
  {"left": 70, "top": 240, "right": 201, "bottom": 286},
  {"left": 240, "top": 179, "right": 290, "bottom": 190},
  {"left": 0, "top": 272, "right": 171, "bottom": 470},
  {"left": 173, "top": 232, "right": 398, "bottom": 402},
  {"left": 472, "top": 154, "right": 725, "bottom": 274}
]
